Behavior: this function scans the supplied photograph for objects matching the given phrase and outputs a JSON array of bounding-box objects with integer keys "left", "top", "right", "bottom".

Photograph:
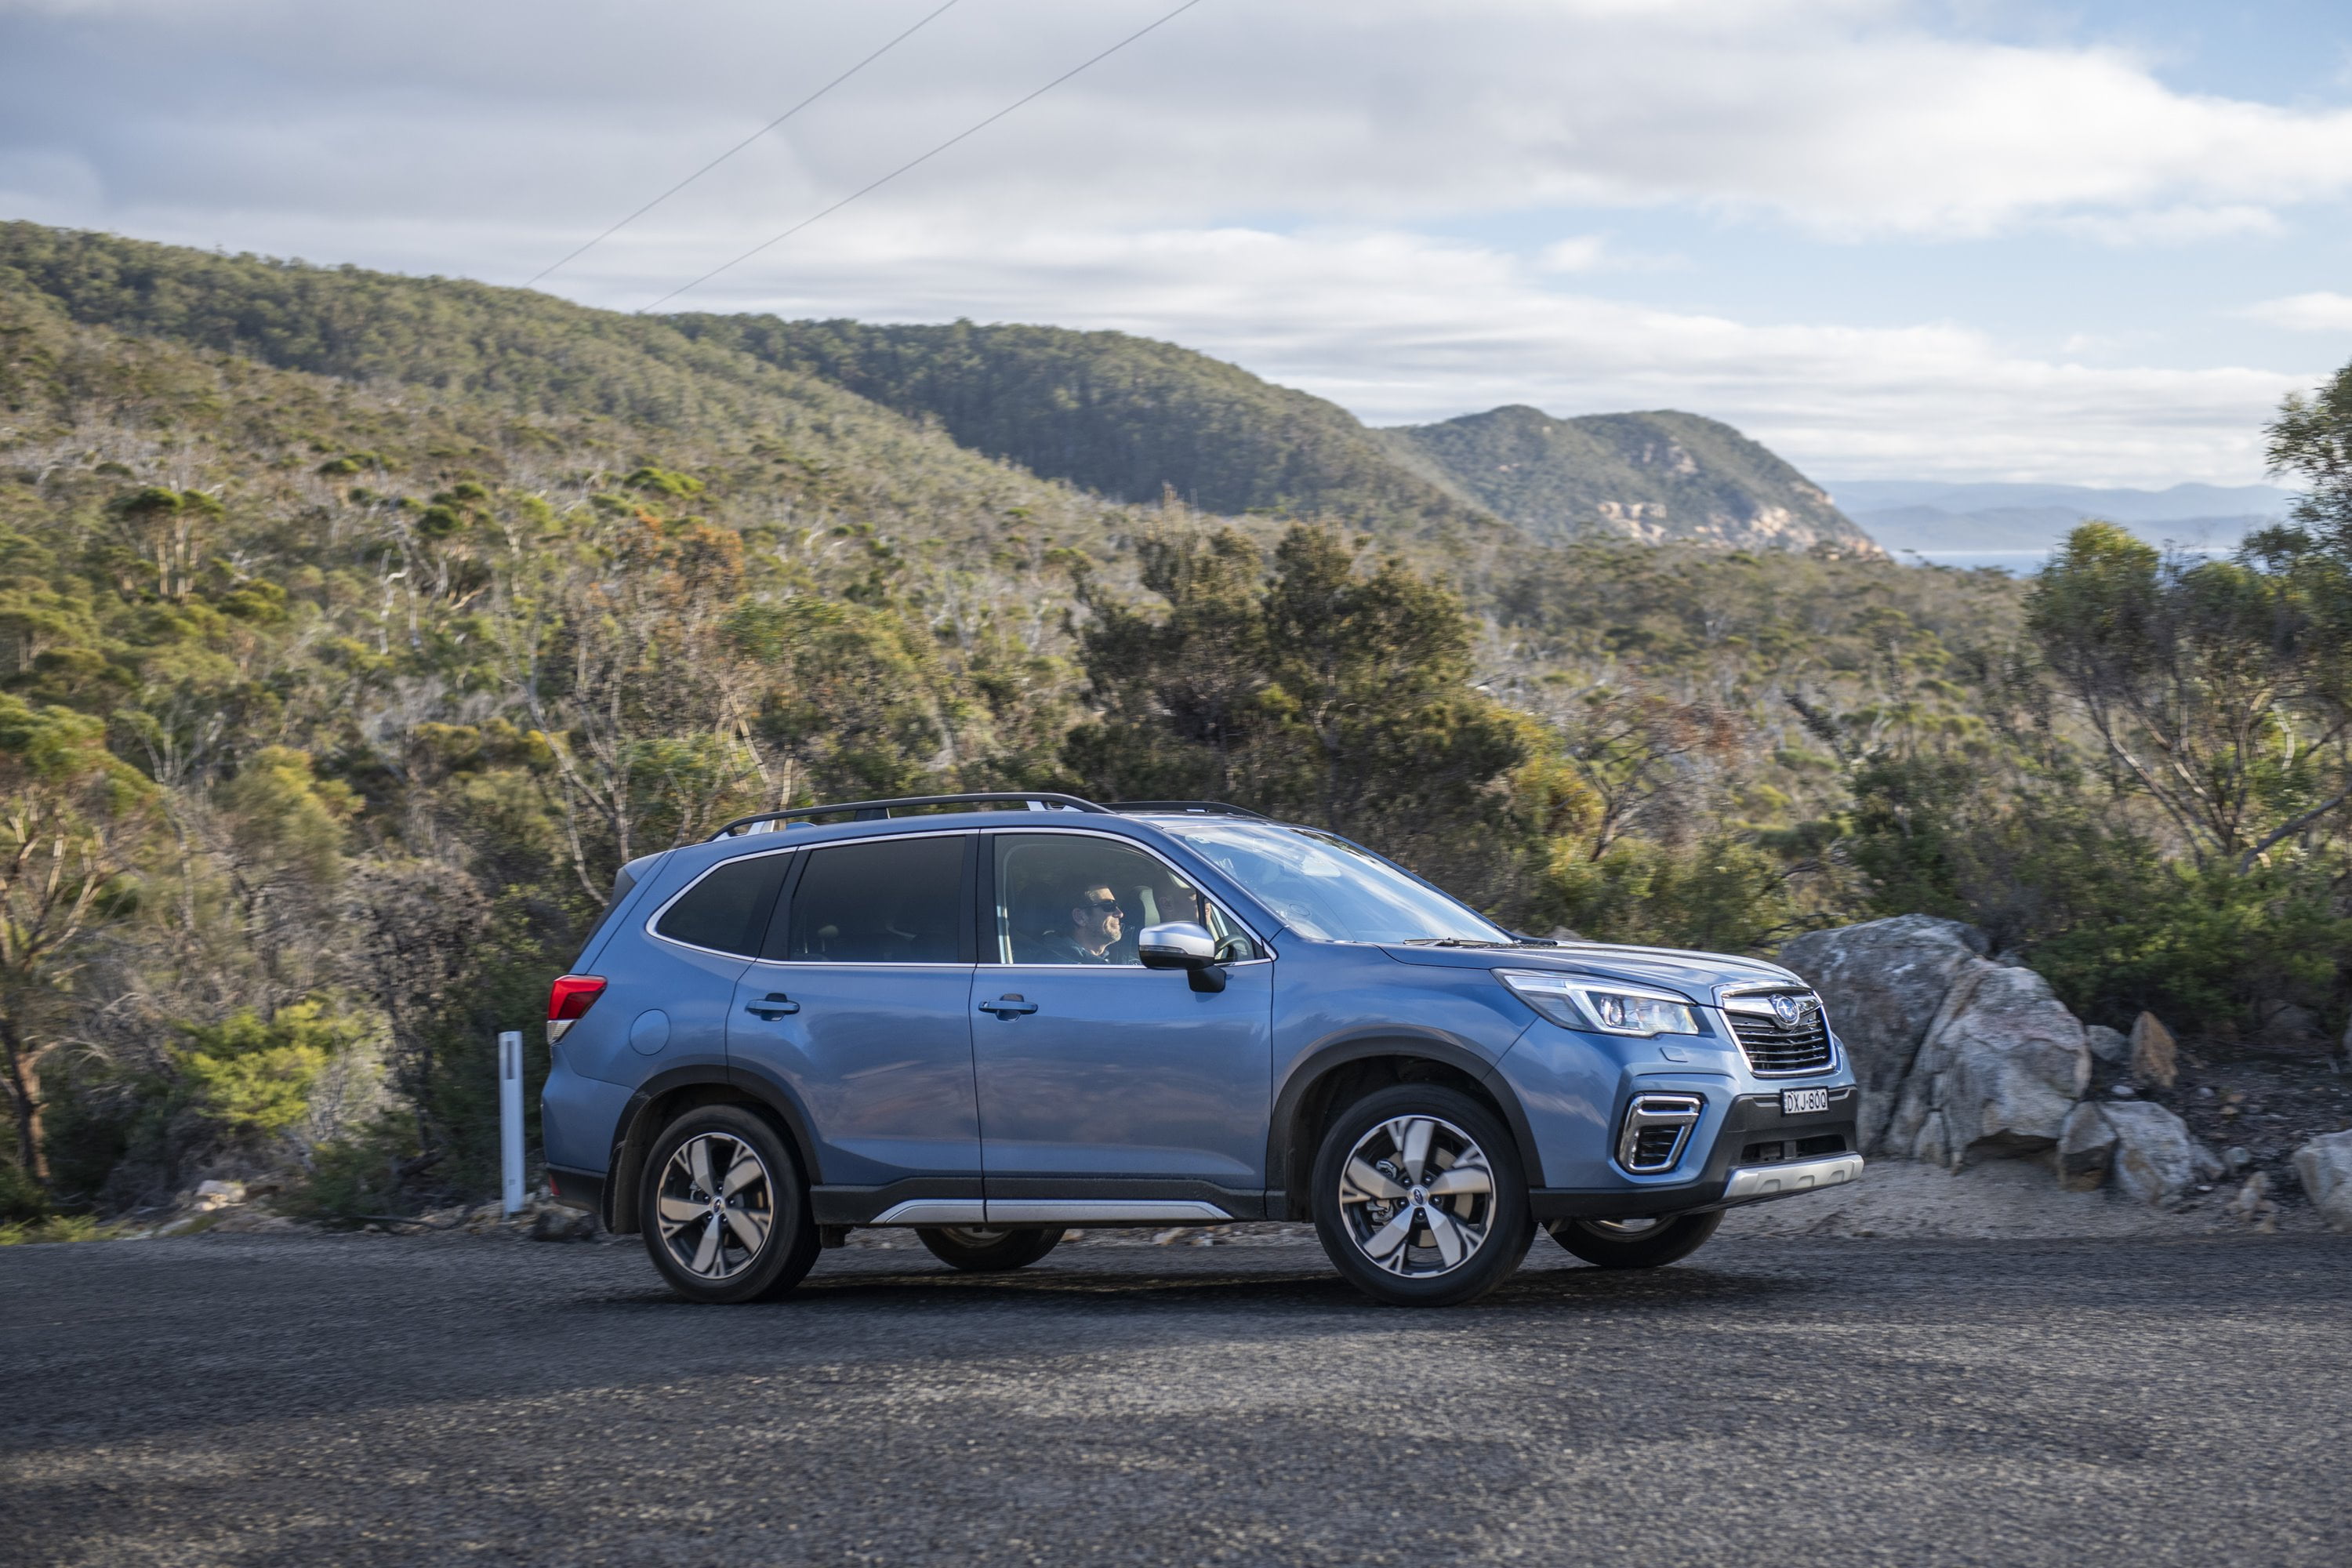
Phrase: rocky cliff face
[{"left": 1379, "top": 406, "right": 1884, "bottom": 556}]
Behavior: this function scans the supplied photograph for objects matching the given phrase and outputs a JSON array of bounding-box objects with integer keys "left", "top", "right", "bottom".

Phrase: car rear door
[
  {"left": 971, "top": 829, "right": 1273, "bottom": 1214},
  {"left": 728, "top": 831, "right": 983, "bottom": 1209}
]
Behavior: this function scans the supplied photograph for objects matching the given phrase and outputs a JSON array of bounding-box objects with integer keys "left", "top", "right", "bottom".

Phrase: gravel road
[{"left": 5, "top": 1226, "right": 2350, "bottom": 1566}]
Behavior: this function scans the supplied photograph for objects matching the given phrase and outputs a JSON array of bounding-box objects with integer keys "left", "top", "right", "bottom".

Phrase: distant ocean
[{"left": 1897, "top": 546, "right": 2238, "bottom": 575}]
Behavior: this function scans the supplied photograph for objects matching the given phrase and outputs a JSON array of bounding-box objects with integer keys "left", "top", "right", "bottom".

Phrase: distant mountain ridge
[
  {"left": 1382, "top": 405, "right": 1879, "bottom": 555},
  {"left": 0, "top": 219, "right": 1875, "bottom": 558},
  {"left": 683, "top": 315, "right": 1879, "bottom": 555}
]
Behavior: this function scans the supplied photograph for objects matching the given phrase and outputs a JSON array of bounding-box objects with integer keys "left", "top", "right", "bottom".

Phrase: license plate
[{"left": 1782, "top": 1088, "right": 1829, "bottom": 1116}]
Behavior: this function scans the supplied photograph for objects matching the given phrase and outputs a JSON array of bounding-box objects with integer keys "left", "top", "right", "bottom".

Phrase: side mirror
[{"left": 1138, "top": 922, "right": 1227, "bottom": 993}]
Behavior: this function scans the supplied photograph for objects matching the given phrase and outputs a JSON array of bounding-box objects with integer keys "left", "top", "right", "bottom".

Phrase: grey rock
[
  {"left": 2105, "top": 1101, "right": 2215, "bottom": 1206},
  {"left": 2085, "top": 1025, "right": 2130, "bottom": 1066},
  {"left": 2129, "top": 1012, "right": 2180, "bottom": 1090},
  {"left": 2224, "top": 1145, "right": 2252, "bottom": 1174},
  {"left": 2291, "top": 1131, "right": 2352, "bottom": 1231},
  {"left": 2109, "top": 1083, "right": 2136, "bottom": 1098},
  {"left": 529, "top": 1206, "right": 597, "bottom": 1243},
  {"left": 1778, "top": 915, "right": 1989, "bottom": 1155},
  {"left": 1886, "top": 960, "right": 2091, "bottom": 1169},
  {"left": 2056, "top": 1103, "right": 2118, "bottom": 1191}
]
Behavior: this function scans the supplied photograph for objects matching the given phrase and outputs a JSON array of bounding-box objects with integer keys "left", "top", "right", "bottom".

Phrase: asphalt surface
[{"left": 4, "top": 1227, "right": 2350, "bottom": 1567}]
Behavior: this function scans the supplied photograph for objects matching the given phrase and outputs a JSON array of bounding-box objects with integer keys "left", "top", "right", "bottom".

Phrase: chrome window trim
[
  {"left": 981, "top": 824, "right": 1277, "bottom": 964},
  {"left": 643, "top": 844, "right": 802, "bottom": 960}
]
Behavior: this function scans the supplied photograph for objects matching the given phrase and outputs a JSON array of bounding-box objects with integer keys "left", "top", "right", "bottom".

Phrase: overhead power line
[
  {"left": 637, "top": 0, "right": 1208, "bottom": 314},
  {"left": 524, "top": 0, "right": 966, "bottom": 289}
]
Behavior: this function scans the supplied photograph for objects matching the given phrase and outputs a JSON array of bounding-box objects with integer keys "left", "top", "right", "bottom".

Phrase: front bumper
[{"left": 1528, "top": 1087, "right": 1861, "bottom": 1221}]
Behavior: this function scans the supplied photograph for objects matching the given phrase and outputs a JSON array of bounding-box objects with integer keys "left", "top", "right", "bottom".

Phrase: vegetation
[{"left": 0, "top": 220, "right": 2347, "bottom": 1229}]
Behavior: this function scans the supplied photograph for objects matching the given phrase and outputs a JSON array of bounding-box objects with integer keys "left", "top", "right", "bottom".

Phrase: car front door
[
  {"left": 728, "top": 831, "right": 982, "bottom": 1217},
  {"left": 972, "top": 830, "right": 1273, "bottom": 1216}
]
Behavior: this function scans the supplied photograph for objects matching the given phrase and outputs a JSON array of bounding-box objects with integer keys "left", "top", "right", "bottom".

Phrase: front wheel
[
  {"left": 1547, "top": 1210, "right": 1723, "bottom": 1269},
  {"left": 915, "top": 1226, "right": 1064, "bottom": 1272},
  {"left": 640, "top": 1105, "right": 819, "bottom": 1304},
  {"left": 1312, "top": 1083, "right": 1533, "bottom": 1307}
]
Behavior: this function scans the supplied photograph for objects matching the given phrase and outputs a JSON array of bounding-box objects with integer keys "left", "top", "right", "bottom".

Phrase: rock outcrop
[
  {"left": 1779, "top": 916, "right": 1989, "bottom": 1154},
  {"left": 1775, "top": 918, "right": 2230, "bottom": 1203},
  {"left": 2292, "top": 1131, "right": 2352, "bottom": 1231},
  {"left": 1885, "top": 961, "right": 2090, "bottom": 1169}
]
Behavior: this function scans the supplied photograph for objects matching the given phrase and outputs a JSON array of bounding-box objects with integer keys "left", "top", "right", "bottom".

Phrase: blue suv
[{"left": 540, "top": 793, "right": 1862, "bottom": 1307}]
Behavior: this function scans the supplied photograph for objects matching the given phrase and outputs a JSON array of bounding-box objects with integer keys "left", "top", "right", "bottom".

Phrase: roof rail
[
  {"left": 709, "top": 791, "right": 1109, "bottom": 839},
  {"left": 1107, "top": 800, "right": 1270, "bottom": 819}
]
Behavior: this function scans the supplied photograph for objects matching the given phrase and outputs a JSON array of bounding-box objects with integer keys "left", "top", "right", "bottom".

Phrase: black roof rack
[
  {"left": 1107, "top": 800, "right": 1270, "bottom": 819},
  {"left": 710, "top": 791, "right": 1109, "bottom": 839}
]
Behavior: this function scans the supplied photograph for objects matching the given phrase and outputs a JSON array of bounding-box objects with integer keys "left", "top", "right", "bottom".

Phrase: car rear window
[
  {"left": 653, "top": 853, "right": 792, "bottom": 956},
  {"left": 780, "top": 835, "right": 966, "bottom": 964}
]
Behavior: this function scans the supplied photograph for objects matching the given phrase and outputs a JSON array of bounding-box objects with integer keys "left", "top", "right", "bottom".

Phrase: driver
[{"left": 1039, "top": 882, "right": 1127, "bottom": 964}]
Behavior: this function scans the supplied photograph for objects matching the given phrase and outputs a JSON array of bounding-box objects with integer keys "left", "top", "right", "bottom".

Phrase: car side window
[
  {"left": 653, "top": 853, "right": 792, "bottom": 956},
  {"left": 775, "top": 835, "right": 967, "bottom": 964},
  {"left": 993, "top": 833, "right": 1253, "bottom": 965}
]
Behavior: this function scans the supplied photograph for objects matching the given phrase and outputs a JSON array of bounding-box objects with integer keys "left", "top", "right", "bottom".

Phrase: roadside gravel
[{"left": 5, "top": 1225, "right": 2350, "bottom": 1566}]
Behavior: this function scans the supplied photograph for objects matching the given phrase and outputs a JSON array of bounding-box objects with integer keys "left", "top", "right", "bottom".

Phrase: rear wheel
[
  {"left": 915, "top": 1226, "right": 1064, "bottom": 1272},
  {"left": 639, "top": 1105, "right": 819, "bottom": 1304},
  {"left": 1548, "top": 1210, "right": 1723, "bottom": 1269},
  {"left": 1312, "top": 1083, "right": 1532, "bottom": 1307}
]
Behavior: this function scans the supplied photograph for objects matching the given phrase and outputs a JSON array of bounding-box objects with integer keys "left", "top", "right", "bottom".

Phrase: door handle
[
  {"left": 978, "top": 995, "right": 1038, "bottom": 1019},
  {"left": 744, "top": 993, "right": 800, "bottom": 1020}
]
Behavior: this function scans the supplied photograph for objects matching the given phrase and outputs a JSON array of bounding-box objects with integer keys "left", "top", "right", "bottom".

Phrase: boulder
[
  {"left": 1883, "top": 960, "right": 2090, "bottom": 1169},
  {"left": 191, "top": 1180, "right": 245, "bottom": 1211},
  {"left": 2084, "top": 1025, "right": 2130, "bottom": 1066},
  {"left": 2129, "top": 1012, "right": 2179, "bottom": 1090},
  {"left": 2055, "top": 1102, "right": 2118, "bottom": 1191},
  {"left": 2104, "top": 1101, "right": 2221, "bottom": 1206},
  {"left": 1778, "top": 915, "right": 1989, "bottom": 1154},
  {"left": 2292, "top": 1130, "right": 2352, "bottom": 1231}
]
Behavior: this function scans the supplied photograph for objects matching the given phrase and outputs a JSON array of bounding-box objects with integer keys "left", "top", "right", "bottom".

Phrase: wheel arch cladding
[
  {"left": 1267, "top": 1039, "right": 1544, "bottom": 1219},
  {"left": 605, "top": 1067, "right": 818, "bottom": 1234}
]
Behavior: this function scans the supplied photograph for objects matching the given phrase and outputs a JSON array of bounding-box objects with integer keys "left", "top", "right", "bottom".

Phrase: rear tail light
[{"left": 547, "top": 975, "right": 607, "bottom": 1044}]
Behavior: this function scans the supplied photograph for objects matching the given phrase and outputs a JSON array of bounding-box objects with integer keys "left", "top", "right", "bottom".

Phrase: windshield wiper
[{"left": 1401, "top": 938, "right": 1513, "bottom": 948}]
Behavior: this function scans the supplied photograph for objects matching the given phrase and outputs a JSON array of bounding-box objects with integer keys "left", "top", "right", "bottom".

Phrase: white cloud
[{"left": 2238, "top": 292, "right": 2352, "bottom": 332}]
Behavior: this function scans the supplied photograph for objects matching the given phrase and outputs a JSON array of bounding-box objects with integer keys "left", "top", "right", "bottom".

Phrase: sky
[{"left": 4, "top": 0, "right": 2351, "bottom": 488}]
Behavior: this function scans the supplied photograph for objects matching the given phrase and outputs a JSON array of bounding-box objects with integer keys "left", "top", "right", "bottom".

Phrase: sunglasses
[{"left": 1082, "top": 896, "right": 1127, "bottom": 916}]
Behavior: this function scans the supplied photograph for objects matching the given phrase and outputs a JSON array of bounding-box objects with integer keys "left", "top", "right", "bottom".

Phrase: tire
[
  {"left": 914, "top": 1225, "right": 1064, "bottom": 1272},
  {"left": 640, "top": 1105, "right": 819, "bottom": 1304},
  {"left": 1312, "top": 1083, "right": 1534, "bottom": 1307},
  {"left": 1548, "top": 1210, "right": 1723, "bottom": 1269}
]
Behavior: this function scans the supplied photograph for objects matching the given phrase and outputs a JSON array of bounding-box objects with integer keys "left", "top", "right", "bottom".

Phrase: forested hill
[
  {"left": 681, "top": 316, "right": 1494, "bottom": 538},
  {"left": 1380, "top": 405, "right": 1879, "bottom": 554},
  {"left": 0, "top": 222, "right": 1871, "bottom": 554},
  {"left": 673, "top": 315, "right": 1875, "bottom": 553}
]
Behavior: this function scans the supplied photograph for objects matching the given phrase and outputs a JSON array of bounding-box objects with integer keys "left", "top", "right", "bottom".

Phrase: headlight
[{"left": 1497, "top": 971, "right": 1700, "bottom": 1037}]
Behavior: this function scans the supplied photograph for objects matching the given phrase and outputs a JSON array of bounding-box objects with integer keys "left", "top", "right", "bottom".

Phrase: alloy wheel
[
  {"left": 1334, "top": 1114, "right": 1497, "bottom": 1277},
  {"left": 654, "top": 1131, "right": 774, "bottom": 1281}
]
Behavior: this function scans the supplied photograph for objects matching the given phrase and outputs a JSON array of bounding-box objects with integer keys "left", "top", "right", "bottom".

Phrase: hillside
[
  {"left": 676, "top": 316, "right": 1495, "bottom": 539},
  {"left": 1381, "top": 406, "right": 1882, "bottom": 556}
]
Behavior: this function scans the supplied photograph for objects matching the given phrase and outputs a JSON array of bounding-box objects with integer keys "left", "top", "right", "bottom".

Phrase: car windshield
[{"left": 1159, "top": 821, "right": 1513, "bottom": 946}]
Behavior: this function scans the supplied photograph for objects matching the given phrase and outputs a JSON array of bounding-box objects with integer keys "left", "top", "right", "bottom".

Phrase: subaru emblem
[{"left": 1770, "top": 993, "right": 1809, "bottom": 1026}]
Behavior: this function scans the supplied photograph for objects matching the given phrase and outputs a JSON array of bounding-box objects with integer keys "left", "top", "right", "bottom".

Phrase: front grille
[{"left": 1725, "top": 1003, "right": 1835, "bottom": 1075}]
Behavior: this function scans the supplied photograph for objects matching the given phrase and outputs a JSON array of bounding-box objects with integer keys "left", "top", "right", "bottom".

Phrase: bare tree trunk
[{"left": 0, "top": 1010, "right": 49, "bottom": 1185}]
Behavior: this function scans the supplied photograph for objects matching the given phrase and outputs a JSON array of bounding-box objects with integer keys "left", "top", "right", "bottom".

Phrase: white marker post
[{"left": 499, "top": 1030, "right": 525, "bottom": 1215}]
